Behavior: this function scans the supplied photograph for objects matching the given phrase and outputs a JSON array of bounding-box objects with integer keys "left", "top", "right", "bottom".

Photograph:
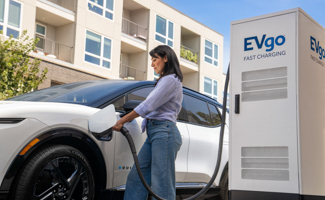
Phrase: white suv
[{"left": 0, "top": 80, "right": 229, "bottom": 200}]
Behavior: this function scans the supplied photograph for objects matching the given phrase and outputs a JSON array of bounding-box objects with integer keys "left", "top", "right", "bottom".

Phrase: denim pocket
[
  {"left": 151, "top": 120, "right": 168, "bottom": 126},
  {"left": 172, "top": 127, "right": 182, "bottom": 148}
]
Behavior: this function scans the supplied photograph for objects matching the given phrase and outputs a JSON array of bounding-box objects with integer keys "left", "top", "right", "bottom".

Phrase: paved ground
[
  {"left": 175, "top": 194, "right": 220, "bottom": 200},
  {"left": 100, "top": 189, "right": 221, "bottom": 199}
]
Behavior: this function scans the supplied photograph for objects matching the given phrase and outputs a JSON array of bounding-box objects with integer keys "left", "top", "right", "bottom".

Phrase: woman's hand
[
  {"left": 112, "top": 119, "right": 124, "bottom": 132},
  {"left": 112, "top": 110, "right": 140, "bottom": 132}
]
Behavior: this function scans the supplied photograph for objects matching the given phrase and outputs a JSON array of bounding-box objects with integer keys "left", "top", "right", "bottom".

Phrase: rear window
[{"left": 183, "top": 94, "right": 212, "bottom": 126}]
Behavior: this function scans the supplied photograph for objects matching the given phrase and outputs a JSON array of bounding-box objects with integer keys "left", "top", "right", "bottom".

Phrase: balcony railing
[
  {"left": 35, "top": 35, "right": 73, "bottom": 63},
  {"left": 41, "top": 0, "right": 76, "bottom": 12},
  {"left": 120, "top": 64, "right": 146, "bottom": 80},
  {"left": 180, "top": 45, "right": 198, "bottom": 64},
  {"left": 122, "top": 18, "right": 148, "bottom": 42}
]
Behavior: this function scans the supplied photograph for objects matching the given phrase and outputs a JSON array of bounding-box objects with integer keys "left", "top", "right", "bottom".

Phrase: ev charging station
[{"left": 229, "top": 8, "right": 325, "bottom": 199}]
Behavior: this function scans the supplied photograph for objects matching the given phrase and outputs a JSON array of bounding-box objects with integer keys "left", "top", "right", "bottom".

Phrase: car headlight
[{"left": 0, "top": 118, "right": 25, "bottom": 124}]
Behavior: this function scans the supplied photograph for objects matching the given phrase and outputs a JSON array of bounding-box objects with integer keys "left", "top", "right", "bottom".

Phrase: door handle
[{"left": 235, "top": 94, "right": 240, "bottom": 114}]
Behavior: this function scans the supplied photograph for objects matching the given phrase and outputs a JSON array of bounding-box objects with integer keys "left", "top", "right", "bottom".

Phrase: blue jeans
[{"left": 123, "top": 120, "right": 182, "bottom": 200}]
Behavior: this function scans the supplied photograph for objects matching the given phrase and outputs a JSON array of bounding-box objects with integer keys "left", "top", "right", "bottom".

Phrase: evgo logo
[
  {"left": 311, "top": 36, "right": 325, "bottom": 60},
  {"left": 244, "top": 34, "right": 286, "bottom": 52}
]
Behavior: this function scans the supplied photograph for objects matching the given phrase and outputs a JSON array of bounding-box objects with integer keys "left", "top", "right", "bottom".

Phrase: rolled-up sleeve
[{"left": 134, "top": 76, "right": 177, "bottom": 118}]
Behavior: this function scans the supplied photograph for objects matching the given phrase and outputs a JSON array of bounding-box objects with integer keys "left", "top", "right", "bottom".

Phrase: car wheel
[
  {"left": 12, "top": 145, "right": 95, "bottom": 200},
  {"left": 219, "top": 169, "right": 228, "bottom": 200}
]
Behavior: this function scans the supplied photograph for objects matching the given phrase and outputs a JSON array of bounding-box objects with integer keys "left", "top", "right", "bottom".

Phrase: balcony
[
  {"left": 122, "top": 18, "right": 147, "bottom": 42},
  {"left": 36, "top": 0, "right": 75, "bottom": 27},
  {"left": 180, "top": 45, "right": 198, "bottom": 64},
  {"left": 121, "top": 18, "right": 147, "bottom": 54},
  {"left": 35, "top": 36, "right": 73, "bottom": 63},
  {"left": 44, "top": 0, "right": 76, "bottom": 12},
  {"left": 120, "top": 64, "right": 146, "bottom": 81},
  {"left": 180, "top": 27, "right": 200, "bottom": 74},
  {"left": 121, "top": 0, "right": 149, "bottom": 54}
]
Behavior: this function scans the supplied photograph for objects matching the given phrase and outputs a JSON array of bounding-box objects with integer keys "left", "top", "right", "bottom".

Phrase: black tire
[
  {"left": 12, "top": 145, "right": 95, "bottom": 200},
  {"left": 219, "top": 169, "right": 228, "bottom": 200}
]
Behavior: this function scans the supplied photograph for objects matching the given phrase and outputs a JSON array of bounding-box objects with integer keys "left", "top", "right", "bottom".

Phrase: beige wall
[
  {"left": 21, "top": 0, "right": 36, "bottom": 38},
  {"left": 131, "top": 8, "right": 149, "bottom": 29},
  {"left": 56, "top": 23, "right": 75, "bottom": 47},
  {"left": 183, "top": 72, "right": 199, "bottom": 91},
  {"left": 129, "top": 52, "right": 147, "bottom": 71}
]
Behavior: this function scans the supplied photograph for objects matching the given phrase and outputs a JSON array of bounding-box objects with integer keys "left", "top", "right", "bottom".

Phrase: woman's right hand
[
  {"left": 112, "top": 110, "right": 140, "bottom": 132},
  {"left": 112, "top": 119, "right": 124, "bottom": 132}
]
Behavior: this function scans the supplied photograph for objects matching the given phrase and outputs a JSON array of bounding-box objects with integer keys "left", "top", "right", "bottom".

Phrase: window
[
  {"left": 88, "top": 0, "right": 114, "bottom": 20},
  {"left": 177, "top": 101, "right": 188, "bottom": 122},
  {"left": 127, "top": 87, "right": 154, "bottom": 102},
  {"left": 112, "top": 87, "right": 154, "bottom": 111},
  {"left": 35, "top": 23, "right": 46, "bottom": 49},
  {"left": 112, "top": 96, "right": 125, "bottom": 111},
  {"left": 183, "top": 94, "right": 212, "bottom": 126},
  {"left": 85, "top": 30, "right": 112, "bottom": 69},
  {"left": 0, "top": 0, "right": 22, "bottom": 38},
  {"left": 204, "top": 77, "right": 218, "bottom": 100},
  {"left": 155, "top": 15, "right": 173, "bottom": 47},
  {"left": 205, "top": 40, "right": 218, "bottom": 66},
  {"left": 208, "top": 103, "right": 221, "bottom": 126}
]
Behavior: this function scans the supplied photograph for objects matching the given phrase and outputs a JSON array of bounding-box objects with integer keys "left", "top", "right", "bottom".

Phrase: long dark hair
[{"left": 149, "top": 45, "right": 183, "bottom": 84}]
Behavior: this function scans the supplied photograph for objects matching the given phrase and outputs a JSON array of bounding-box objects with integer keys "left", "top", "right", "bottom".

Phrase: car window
[
  {"left": 177, "top": 101, "right": 188, "bottom": 122},
  {"left": 208, "top": 103, "right": 222, "bottom": 126},
  {"left": 111, "top": 87, "right": 154, "bottom": 112},
  {"left": 112, "top": 96, "right": 125, "bottom": 111},
  {"left": 183, "top": 94, "right": 212, "bottom": 126},
  {"left": 127, "top": 87, "right": 154, "bottom": 101}
]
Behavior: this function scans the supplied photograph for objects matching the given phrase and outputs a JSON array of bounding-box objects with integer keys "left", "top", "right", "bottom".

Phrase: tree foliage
[{"left": 0, "top": 30, "right": 48, "bottom": 100}]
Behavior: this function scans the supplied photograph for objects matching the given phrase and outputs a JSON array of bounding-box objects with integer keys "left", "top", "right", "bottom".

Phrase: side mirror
[
  {"left": 89, "top": 104, "right": 117, "bottom": 141},
  {"left": 120, "top": 100, "right": 142, "bottom": 117}
]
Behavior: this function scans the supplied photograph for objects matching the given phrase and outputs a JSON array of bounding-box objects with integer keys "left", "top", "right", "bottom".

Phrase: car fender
[{"left": 0, "top": 127, "right": 108, "bottom": 196}]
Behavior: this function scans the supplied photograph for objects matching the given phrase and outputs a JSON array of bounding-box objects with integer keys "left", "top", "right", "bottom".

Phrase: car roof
[{"left": 86, "top": 79, "right": 223, "bottom": 108}]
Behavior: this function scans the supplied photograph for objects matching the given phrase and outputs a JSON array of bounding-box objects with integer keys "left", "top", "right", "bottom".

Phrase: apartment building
[{"left": 0, "top": 0, "right": 226, "bottom": 102}]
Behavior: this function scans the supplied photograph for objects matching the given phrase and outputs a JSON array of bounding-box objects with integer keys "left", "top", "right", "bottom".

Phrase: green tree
[{"left": 0, "top": 30, "right": 48, "bottom": 100}]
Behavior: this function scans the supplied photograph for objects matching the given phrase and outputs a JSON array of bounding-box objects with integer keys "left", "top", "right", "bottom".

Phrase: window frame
[
  {"left": 87, "top": 0, "right": 114, "bottom": 21},
  {"left": 155, "top": 14, "right": 174, "bottom": 48},
  {"left": 84, "top": 29, "right": 113, "bottom": 70},
  {"left": 0, "top": 0, "right": 23, "bottom": 39},
  {"left": 35, "top": 23, "right": 46, "bottom": 50},
  {"left": 204, "top": 39, "right": 219, "bottom": 67},
  {"left": 207, "top": 102, "right": 222, "bottom": 127},
  {"left": 182, "top": 92, "right": 221, "bottom": 128},
  {"left": 204, "top": 76, "right": 218, "bottom": 100}
]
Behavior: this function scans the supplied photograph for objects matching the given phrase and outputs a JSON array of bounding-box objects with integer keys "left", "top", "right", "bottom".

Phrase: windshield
[{"left": 7, "top": 80, "right": 136, "bottom": 105}]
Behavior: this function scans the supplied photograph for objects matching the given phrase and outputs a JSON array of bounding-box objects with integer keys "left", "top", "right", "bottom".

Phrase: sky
[{"left": 160, "top": 0, "right": 325, "bottom": 73}]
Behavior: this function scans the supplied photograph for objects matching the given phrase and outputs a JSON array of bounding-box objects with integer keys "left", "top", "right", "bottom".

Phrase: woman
[{"left": 112, "top": 45, "right": 183, "bottom": 200}]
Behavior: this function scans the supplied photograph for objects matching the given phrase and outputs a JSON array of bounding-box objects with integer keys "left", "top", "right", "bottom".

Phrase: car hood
[{"left": 0, "top": 101, "right": 100, "bottom": 129}]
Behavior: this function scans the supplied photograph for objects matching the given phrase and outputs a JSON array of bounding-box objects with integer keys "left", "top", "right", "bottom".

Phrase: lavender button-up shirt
[{"left": 134, "top": 74, "right": 183, "bottom": 133}]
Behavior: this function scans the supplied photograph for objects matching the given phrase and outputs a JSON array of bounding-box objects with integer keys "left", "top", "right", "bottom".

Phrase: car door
[
  {"left": 112, "top": 86, "right": 154, "bottom": 188},
  {"left": 183, "top": 94, "right": 222, "bottom": 184},
  {"left": 112, "top": 86, "right": 189, "bottom": 187}
]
